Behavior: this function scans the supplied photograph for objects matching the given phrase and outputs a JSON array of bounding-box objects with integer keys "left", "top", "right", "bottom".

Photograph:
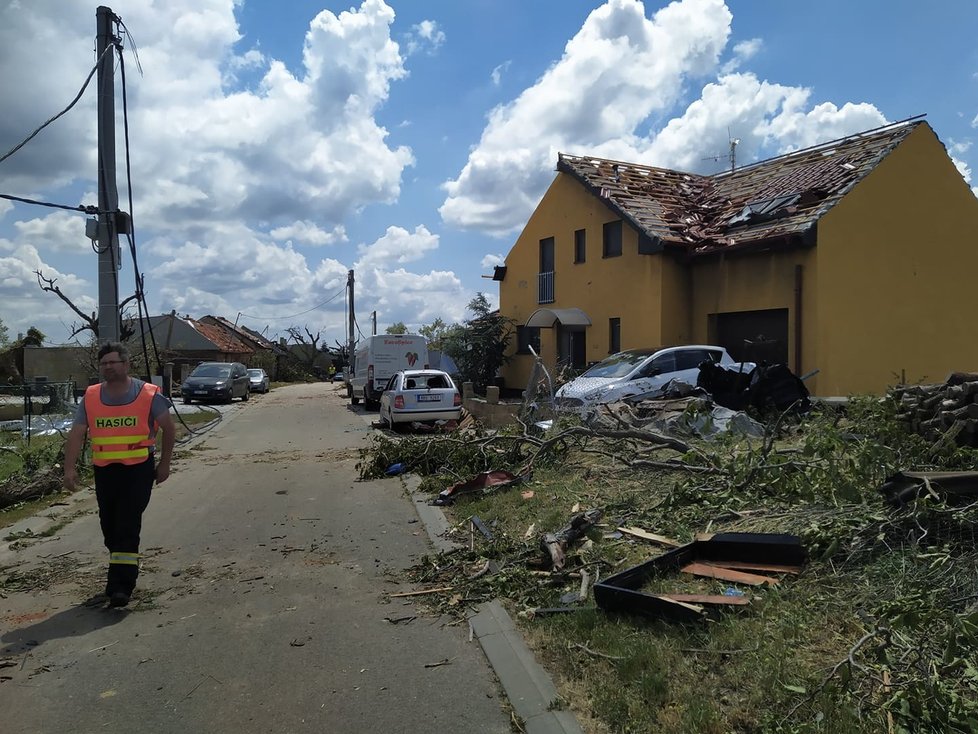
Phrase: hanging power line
[
  {"left": 237, "top": 286, "right": 347, "bottom": 322},
  {"left": 0, "top": 44, "right": 114, "bottom": 167},
  {"left": 0, "top": 193, "right": 98, "bottom": 214}
]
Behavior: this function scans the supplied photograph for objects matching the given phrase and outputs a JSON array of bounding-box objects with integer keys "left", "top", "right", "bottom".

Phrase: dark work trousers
[{"left": 93, "top": 456, "right": 155, "bottom": 596}]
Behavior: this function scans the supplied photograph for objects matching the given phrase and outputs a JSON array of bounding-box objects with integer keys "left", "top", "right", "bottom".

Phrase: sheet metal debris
[{"left": 587, "top": 389, "right": 764, "bottom": 439}]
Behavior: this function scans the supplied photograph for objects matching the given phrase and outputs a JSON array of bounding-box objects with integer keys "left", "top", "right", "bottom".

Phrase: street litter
[
  {"left": 470, "top": 515, "right": 494, "bottom": 540},
  {"left": 433, "top": 469, "right": 529, "bottom": 506},
  {"left": 594, "top": 532, "right": 807, "bottom": 622}
]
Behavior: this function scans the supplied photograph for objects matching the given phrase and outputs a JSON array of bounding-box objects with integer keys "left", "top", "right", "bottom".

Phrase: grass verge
[{"left": 360, "top": 397, "right": 978, "bottom": 733}]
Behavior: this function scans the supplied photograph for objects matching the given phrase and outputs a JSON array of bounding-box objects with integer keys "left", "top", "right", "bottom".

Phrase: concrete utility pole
[
  {"left": 371, "top": 311, "right": 377, "bottom": 335},
  {"left": 96, "top": 6, "right": 122, "bottom": 344},
  {"left": 346, "top": 269, "right": 356, "bottom": 369}
]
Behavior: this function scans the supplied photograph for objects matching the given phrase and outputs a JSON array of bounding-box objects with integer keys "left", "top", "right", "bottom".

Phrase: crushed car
[{"left": 555, "top": 345, "right": 754, "bottom": 412}]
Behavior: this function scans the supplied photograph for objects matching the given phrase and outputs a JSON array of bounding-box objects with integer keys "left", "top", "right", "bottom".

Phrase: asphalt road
[{"left": 0, "top": 382, "right": 512, "bottom": 733}]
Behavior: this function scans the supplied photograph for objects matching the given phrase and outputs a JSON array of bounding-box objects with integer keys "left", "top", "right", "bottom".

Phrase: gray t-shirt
[{"left": 74, "top": 378, "right": 171, "bottom": 435}]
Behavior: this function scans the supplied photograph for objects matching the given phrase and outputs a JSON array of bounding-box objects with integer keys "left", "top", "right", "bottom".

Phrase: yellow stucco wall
[
  {"left": 688, "top": 248, "right": 818, "bottom": 384},
  {"left": 501, "top": 124, "right": 978, "bottom": 396},
  {"left": 815, "top": 124, "right": 978, "bottom": 395},
  {"left": 499, "top": 173, "right": 670, "bottom": 389}
]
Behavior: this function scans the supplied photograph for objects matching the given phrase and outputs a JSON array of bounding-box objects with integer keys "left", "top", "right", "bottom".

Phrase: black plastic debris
[
  {"left": 879, "top": 470, "right": 978, "bottom": 507},
  {"left": 697, "top": 361, "right": 810, "bottom": 414},
  {"left": 593, "top": 532, "right": 807, "bottom": 623}
]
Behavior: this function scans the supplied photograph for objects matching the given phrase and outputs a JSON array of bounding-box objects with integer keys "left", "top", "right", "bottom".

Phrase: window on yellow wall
[
  {"left": 609, "top": 318, "right": 620, "bottom": 354},
  {"left": 602, "top": 220, "right": 622, "bottom": 257},
  {"left": 574, "top": 229, "right": 586, "bottom": 263},
  {"left": 516, "top": 326, "right": 541, "bottom": 354}
]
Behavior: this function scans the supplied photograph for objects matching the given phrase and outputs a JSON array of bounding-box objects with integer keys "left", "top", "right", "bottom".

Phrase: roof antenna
[{"left": 702, "top": 128, "right": 740, "bottom": 172}]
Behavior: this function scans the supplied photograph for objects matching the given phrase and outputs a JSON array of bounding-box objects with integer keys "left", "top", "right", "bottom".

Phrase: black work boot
[{"left": 109, "top": 591, "right": 130, "bottom": 607}]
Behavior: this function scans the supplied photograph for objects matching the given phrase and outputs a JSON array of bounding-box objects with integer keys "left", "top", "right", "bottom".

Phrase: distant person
[{"left": 63, "top": 342, "right": 175, "bottom": 608}]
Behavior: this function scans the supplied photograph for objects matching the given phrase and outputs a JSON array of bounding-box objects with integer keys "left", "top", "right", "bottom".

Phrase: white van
[{"left": 350, "top": 334, "right": 429, "bottom": 409}]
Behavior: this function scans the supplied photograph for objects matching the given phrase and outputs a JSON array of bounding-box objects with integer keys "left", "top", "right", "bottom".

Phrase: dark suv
[{"left": 181, "top": 362, "right": 251, "bottom": 404}]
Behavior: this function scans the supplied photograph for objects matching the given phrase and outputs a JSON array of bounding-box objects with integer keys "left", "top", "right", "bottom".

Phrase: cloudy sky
[{"left": 1, "top": 0, "right": 976, "bottom": 346}]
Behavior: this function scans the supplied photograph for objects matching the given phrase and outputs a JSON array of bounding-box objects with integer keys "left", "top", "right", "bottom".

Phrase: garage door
[{"left": 711, "top": 309, "right": 789, "bottom": 366}]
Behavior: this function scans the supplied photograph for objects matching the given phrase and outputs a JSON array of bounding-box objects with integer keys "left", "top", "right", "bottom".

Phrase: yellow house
[{"left": 498, "top": 119, "right": 978, "bottom": 397}]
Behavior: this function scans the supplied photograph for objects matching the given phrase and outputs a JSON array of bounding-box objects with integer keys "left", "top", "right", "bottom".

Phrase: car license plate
[{"left": 416, "top": 394, "right": 440, "bottom": 402}]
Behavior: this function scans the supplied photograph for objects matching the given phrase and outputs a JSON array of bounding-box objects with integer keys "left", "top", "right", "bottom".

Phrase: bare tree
[
  {"left": 35, "top": 269, "right": 137, "bottom": 340},
  {"left": 285, "top": 325, "right": 324, "bottom": 370}
]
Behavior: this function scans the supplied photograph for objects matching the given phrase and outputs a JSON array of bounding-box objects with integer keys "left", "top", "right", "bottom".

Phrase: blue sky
[{"left": 1, "top": 0, "right": 976, "bottom": 347}]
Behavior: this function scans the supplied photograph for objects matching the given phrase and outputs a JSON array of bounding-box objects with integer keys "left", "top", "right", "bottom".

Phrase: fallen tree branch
[
  {"left": 569, "top": 642, "right": 625, "bottom": 661},
  {"left": 540, "top": 508, "right": 602, "bottom": 570},
  {"left": 783, "top": 628, "right": 889, "bottom": 723},
  {"left": 389, "top": 586, "right": 453, "bottom": 598}
]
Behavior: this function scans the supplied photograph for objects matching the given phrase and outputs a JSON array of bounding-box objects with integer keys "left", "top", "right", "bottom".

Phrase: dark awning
[{"left": 525, "top": 307, "right": 592, "bottom": 328}]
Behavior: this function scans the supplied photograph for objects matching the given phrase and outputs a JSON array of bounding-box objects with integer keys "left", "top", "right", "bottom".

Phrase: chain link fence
[{"left": 0, "top": 381, "right": 78, "bottom": 443}]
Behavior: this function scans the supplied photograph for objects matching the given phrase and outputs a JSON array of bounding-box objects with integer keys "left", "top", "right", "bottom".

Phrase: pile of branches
[
  {"left": 357, "top": 420, "right": 695, "bottom": 490},
  {"left": 0, "top": 438, "right": 70, "bottom": 509},
  {"left": 0, "top": 466, "right": 64, "bottom": 510}
]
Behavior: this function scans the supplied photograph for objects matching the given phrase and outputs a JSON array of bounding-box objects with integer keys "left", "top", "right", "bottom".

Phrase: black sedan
[{"left": 181, "top": 362, "right": 251, "bottom": 404}]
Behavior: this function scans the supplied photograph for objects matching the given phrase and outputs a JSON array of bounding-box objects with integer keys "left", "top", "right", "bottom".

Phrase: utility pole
[
  {"left": 96, "top": 6, "right": 122, "bottom": 344},
  {"left": 371, "top": 311, "right": 377, "bottom": 335},
  {"left": 346, "top": 269, "right": 356, "bottom": 375}
]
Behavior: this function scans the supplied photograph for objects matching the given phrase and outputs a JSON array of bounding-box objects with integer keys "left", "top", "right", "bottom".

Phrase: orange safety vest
[{"left": 84, "top": 381, "right": 159, "bottom": 466}]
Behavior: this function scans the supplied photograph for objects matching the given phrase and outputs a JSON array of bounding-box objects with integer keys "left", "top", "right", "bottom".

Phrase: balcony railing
[{"left": 538, "top": 271, "right": 554, "bottom": 304}]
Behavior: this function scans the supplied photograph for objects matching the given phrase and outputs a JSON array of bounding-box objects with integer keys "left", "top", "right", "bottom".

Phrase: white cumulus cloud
[
  {"left": 404, "top": 19, "right": 445, "bottom": 56},
  {"left": 439, "top": 0, "right": 887, "bottom": 236},
  {"left": 439, "top": 0, "right": 734, "bottom": 234}
]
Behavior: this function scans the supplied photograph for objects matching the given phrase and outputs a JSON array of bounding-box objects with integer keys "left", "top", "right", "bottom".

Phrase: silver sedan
[{"left": 247, "top": 368, "right": 270, "bottom": 393}]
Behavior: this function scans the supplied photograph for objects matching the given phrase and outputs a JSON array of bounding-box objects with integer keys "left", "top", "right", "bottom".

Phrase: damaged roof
[
  {"left": 556, "top": 119, "right": 924, "bottom": 255},
  {"left": 187, "top": 318, "right": 255, "bottom": 354}
]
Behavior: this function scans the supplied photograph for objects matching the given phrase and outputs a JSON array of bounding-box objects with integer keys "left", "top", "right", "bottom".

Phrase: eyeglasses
[{"left": 99, "top": 360, "right": 127, "bottom": 367}]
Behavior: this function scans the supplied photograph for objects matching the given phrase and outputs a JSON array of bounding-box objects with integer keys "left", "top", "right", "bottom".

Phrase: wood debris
[
  {"left": 617, "top": 526, "right": 682, "bottom": 547},
  {"left": 894, "top": 373, "right": 978, "bottom": 448},
  {"left": 680, "top": 562, "right": 779, "bottom": 586}
]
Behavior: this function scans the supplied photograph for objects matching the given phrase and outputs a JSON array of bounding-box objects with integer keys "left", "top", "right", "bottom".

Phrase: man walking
[{"left": 64, "top": 342, "right": 175, "bottom": 607}]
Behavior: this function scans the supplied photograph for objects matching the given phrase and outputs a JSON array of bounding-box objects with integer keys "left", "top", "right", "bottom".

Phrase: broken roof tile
[{"left": 557, "top": 119, "right": 923, "bottom": 255}]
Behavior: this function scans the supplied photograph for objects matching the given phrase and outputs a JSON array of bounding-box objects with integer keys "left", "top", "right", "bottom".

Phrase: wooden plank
[
  {"left": 680, "top": 562, "right": 778, "bottom": 586},
  {"left": 706, "top": 560, "right": 802, "bottom": 575},
  {"left": 617, "top": 526, "right": 682, "bottom": 547},
  {"left": 657, "top": 593, "right": 750, "bottom": 606}
]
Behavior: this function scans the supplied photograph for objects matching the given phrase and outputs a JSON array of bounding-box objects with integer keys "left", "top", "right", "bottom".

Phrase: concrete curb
[
  {"left": 404, "top": 475, "right": 584, "bottom": 734},
  {"left": 470, "top": 601, "right": 583, "bottom": 734}
]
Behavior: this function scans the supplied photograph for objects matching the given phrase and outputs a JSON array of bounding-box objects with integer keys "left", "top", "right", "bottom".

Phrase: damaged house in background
[{"left": 497, "top": 118, "right": 978, "bottom": 398}]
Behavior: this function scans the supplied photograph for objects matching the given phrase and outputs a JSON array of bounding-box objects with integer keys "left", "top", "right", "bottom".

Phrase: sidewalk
[{"left": 409, "top": 476, "right": 584, "bottom": 734}]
